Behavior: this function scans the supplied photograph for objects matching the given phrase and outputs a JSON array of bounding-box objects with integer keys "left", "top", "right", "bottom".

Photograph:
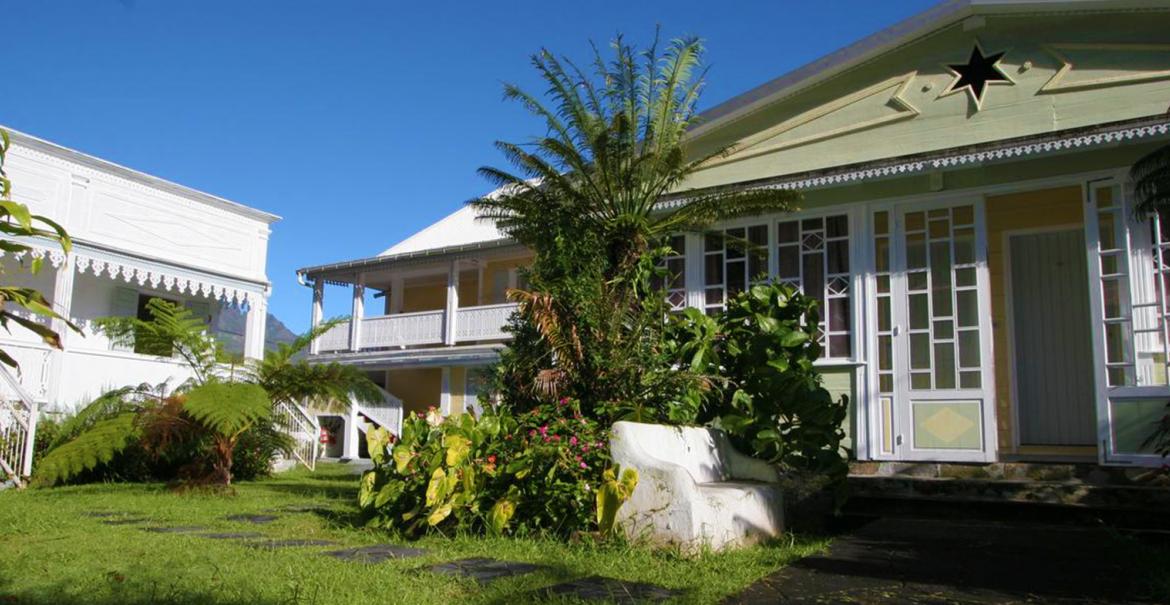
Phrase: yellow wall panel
[{"left": 985, "top": 186, "right": 1084, "bottom": 454}]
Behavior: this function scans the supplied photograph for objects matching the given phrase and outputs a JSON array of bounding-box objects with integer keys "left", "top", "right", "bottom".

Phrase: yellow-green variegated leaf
[
  {"left": 488, "top": 497, "right": 516, "bottom": 535},
  {"left": 425, "top": 468, "right": 447, "bottom": 507},
  {"left": 444, "top": 434, "right": 471, "bottom": 467},
  {"left": 427, "top": 503, "right": 453, "bottom": 527},
  {"left": 392, "top": 446, "right": 413, "bottom": 474}
]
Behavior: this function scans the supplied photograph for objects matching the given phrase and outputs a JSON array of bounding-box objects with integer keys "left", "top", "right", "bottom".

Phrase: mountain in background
[{"left": 212, "top": 307, "right": 300, "bottom": 356}]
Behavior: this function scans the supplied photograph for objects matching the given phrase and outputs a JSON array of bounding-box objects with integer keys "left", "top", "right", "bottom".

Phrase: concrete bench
[{"left": 610, "top": 421, "right": 784, "bottom": 552}]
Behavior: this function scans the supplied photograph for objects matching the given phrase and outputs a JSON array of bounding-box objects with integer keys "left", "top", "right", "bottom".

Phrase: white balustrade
[
  {"left": 455, "top": 303, "right": 517, "bottom": 341},
  {"left": 362, "top": 310, "right": 445, "bottom": 348},
  {"left": 316, "top": 322, "right": 351, "bottom": 352},
  {"left": 315, "top": 303, "right": 518, "bottom": 354}
]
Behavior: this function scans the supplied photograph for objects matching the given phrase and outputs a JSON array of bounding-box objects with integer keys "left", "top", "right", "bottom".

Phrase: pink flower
[
  {"left": 569, "top": 436, "right": 578, "bottom": 446},
  {"left": 543, "top": 435, "right": 551, "bottom": 443},
  {"left": 579, "top": 462, "right": 588, "bottom": 469},
  {"left": 581, "top": 444, "right": 590, "bottom": 453},
  {"left": 539, "top": 425, "right": 549, "bottom": 436}
]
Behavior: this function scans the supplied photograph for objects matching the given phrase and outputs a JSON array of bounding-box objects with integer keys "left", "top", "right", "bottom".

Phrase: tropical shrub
[
  {"left": 360, "top": 398, "right": 613, "bottom": 538},
  {"left": 663, "top": 282, "right": 850, "bottom": 493},
  {"left": 34, "top": 301, "right": 375, "bottom": 487}
]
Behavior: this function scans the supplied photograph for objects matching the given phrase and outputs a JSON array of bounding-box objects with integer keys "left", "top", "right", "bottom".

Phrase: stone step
[{"left": 844, "top": 475, "right": 1170, "bottom": 531}]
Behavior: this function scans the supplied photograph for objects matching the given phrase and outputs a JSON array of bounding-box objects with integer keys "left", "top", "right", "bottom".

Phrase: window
[
  {"left": 653, "top": 235, "right": 687, "bottom": 311},
  {"left": 703, "top": 225, "right": 768, "bottom": 315},
  {"left": 776, "top": 215, "right": 852, "bottom": 358},
  {"left": 134, "top": 293, "right": 179, "bottom": 356}
]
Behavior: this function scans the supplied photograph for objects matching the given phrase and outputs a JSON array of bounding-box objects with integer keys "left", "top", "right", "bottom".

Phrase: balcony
[{"left": 315, "top": 302, "right": 517, "bottom": 353}]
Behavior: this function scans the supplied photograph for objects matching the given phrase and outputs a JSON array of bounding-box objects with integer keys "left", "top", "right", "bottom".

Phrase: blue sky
[{"left": 3, "top": 0, "right": 937, "bottom": 332}]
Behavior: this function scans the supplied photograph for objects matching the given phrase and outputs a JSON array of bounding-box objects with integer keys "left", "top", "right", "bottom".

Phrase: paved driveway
[{"left": 729, "top": 517, "right": 1157, "bottom": 604}]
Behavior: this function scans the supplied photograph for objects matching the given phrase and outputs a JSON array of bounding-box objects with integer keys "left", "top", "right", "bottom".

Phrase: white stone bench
[{"left": 610, "top": 421, "right": 784, "bottom": 552}]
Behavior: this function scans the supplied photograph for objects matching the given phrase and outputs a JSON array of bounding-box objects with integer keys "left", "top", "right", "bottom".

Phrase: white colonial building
[{"left": 0, "top": 127, "right": 279, "bottom": 478}]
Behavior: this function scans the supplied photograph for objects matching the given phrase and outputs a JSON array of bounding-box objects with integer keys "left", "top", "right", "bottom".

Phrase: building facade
[
  {"left": 0, "top": 128, "right": 278, "bottom": 411},
  {"left": 300, "top": 0, "right": 1170, "bottom": 467}
]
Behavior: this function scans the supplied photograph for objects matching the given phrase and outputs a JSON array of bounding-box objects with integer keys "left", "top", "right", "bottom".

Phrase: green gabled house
[{"left": 300, "top": 0, "right": 1170, "bottom": 469}]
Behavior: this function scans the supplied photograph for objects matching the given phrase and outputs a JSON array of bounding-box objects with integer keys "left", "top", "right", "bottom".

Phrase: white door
[
  {"left": 870, "top": 200, "right": 997, "bottom": 462},
  {"left": 1083, "top": 179, "right": 1170, "bottom": 465}
]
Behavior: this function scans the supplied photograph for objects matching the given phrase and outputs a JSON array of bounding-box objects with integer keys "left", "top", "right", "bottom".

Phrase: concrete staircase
[{"left": 845, "top": 461, "right": 1170, "bottom": 535}]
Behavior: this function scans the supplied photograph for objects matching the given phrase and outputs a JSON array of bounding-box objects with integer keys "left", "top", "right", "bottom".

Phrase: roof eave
[{"left": 3, "top": 126, "right": 282, "bottom": 224}]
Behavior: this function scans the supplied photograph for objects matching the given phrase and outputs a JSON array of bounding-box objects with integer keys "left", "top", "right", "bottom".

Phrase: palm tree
[
  {"left": 469, "top": 33, "right": 798, "bottom": 418},
  {"left": 471, "top": 33, "right": 799, "bottom": 275},
  {"left": 1131, "top": 143, "right": 1170, "bottom": 216}
]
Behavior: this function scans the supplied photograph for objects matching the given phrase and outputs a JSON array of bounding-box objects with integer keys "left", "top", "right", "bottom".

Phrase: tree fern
[
  {"left": 183, "top": 382, "right": 270, "bottom": 438},
  {"left": 95, "top": 298, "right": 220, "bottom": 384},
  {"left": 33, "top": 413, "right": 139, "bottom": 486}
]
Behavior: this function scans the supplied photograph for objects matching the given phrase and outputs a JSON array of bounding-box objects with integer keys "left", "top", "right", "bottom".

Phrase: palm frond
[{"left": 1131, "top": 143, "right": 1170, "bottom": 216}]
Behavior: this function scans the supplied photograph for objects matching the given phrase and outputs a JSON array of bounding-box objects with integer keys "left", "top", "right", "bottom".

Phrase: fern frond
[
  {"left": 33, "top": 413, "right": 139, "bottom": 487},
  {"left": 182, "top": 382, "right": 270, "bottom": 438}
]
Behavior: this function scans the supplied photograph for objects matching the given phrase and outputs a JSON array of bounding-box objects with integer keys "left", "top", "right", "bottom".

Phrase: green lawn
[{"left": 0, "top": 462, "right": 826, "bottom": 604}]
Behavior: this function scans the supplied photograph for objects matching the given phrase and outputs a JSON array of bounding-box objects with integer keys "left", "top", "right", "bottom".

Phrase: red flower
[{"left": 487, "top": 455, "right": 497, "bottom": 464}]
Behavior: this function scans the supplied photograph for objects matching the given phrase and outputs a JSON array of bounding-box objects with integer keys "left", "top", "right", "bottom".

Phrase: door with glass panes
[{"left": 871, "top": 200, "right": 997, "bottom": 462}]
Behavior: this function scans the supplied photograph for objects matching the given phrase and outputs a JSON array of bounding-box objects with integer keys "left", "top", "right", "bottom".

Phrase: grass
[{"left": 0, "top": 462, "right": 826, "bottom": 604}]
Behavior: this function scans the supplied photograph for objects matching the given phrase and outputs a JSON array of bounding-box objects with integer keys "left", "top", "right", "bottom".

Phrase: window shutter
[{"left": 109, "top": 287, "right": 138, "bottom": 351}]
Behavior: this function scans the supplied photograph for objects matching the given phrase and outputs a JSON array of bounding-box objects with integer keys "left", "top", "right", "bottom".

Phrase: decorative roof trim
[
  {"left": 664, "top": 116, "right": 1170, "bottom": 205},
  {"left": 2, "top": 239, "right": 266, "bottom": 307}
]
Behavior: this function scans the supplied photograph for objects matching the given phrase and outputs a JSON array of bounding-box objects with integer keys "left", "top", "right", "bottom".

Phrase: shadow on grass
[{"left": 253, "top": 481, "right": 357, "bottom": 501}]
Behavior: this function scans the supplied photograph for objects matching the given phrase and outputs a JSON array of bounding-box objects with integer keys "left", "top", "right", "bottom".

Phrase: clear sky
[{"left": 3, "top": 0, "right": 938, "bottom": 333}]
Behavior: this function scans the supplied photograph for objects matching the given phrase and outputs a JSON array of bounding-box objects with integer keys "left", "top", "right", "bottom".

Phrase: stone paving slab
[
  {"left": 244, "top": 539, "right": 338, "bottom": 550},
  {"left": 198, "top": 531, "right": 266, "bottom": 540},
  {"left": 323, "top": 544, "right": 427, "bottom": 564},
  {"left": 540, "top": 576, "right": 682, "bottom": 603},
  {"left": 140, "top": 526, "right": 208, "bottom": 534},
  {"left": 728, "top": 517, "right": 1152, "bottom": 604},
  {"left": 225, "top": 514, "right": 280, "bottom": 524},
  {"left": 428, "top": 557, "right": 545, "bottom": 583}
]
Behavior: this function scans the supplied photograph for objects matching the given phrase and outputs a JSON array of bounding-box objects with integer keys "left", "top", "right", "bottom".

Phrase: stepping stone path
[
  {"left": 198, "top": 532, "right": 266, "bottom": 540},
  {"left": 323, "top": 544, "right": 426, "bottom": 564},
  {"left": 428, "top": 557, "right": 545, "bottom": 583},
  {"left": 540, "top": 576, "right": 682, "bottom": 604},
  {"left": 244, "top": 538, "right": 338, "bottom": 550},
  {"left": 262, "top": 504, "right": 324, "bottom": 513},
  {"left": 84, "top": 509, "right": 680, "bottom": 599},
  {"left": 141, "top": 526, "right": 207, "bottom": 534},
  {"left": 225, "top": 513, "right": 280, "bottom": 524},
  {"left": 100, "top": 518, "right": 151, "bottom": 526}
]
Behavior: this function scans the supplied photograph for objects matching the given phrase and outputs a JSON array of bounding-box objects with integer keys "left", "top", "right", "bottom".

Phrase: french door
[
  {"left": 1083, "top": 178, "right": 1170, "bottom": 465},
  {"left": 870, "top": 199, "right": 997, "bottom": 462}
]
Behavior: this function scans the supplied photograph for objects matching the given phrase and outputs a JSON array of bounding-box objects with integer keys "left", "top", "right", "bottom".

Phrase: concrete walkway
[{"left": 729, "top": 517, "right": 1154, "bottom": 604}]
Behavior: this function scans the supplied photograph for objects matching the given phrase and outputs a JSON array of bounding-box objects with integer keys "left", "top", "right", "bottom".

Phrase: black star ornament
[{"left": 943, "top": 43, "right": 1014, "bottom": 110}]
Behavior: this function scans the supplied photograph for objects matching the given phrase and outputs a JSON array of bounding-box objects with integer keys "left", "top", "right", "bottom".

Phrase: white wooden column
[
  {"left": 390, "top": 276, "right": 404, "bottom": 314},
  {"left": 684, "top": 232, "right": 705, "bottom": 309},
  {"left": 244, "top": 295, "right": 268, "bottom": 360},
  {"left": 440, "top": 366, "right": 452, "bottom": 415},
  {"left": 443, "top": 260, "right": 459, "bottom": 345},
  {"left": 342, "top": 406, "right": 361, "bottom": 459},
  {"left": 349, "top": 276, "right": 365, "bottom": 352},
  {"left": 44, "top": 258, "right": 76, "bottom": 405},
  {"left": 309, "top": 278, "right": 324, "bottom": 354}
]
